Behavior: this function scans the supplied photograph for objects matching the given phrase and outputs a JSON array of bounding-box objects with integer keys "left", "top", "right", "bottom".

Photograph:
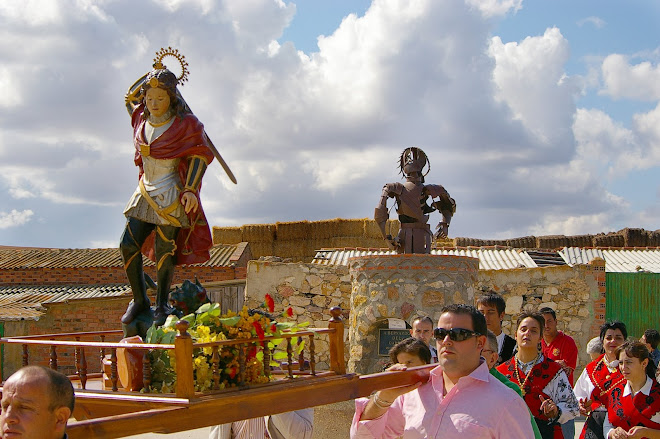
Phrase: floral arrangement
[{"left": 145, "top": 294, "right": 306, "bottom": 393}]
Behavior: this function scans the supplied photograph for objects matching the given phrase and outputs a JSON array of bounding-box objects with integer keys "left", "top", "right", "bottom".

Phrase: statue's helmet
[{"left": 399, "top": 147, "right": 430, "bottom": 178}]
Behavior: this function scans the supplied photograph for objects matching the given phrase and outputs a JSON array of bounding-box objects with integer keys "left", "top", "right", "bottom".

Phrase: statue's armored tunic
[{"left": 124, "top": 119, "right": 190, "bottom": 228}]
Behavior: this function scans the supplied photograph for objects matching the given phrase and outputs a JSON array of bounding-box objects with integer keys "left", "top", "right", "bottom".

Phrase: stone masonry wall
[
  {"left": 243, "top": 257, "right": 605, "bottom": 378},
  {"left": 348, "top": 254, "right": 479, "bottom": 374},
  {"left": 244, "top": 260, "right": 352, "bottom": 369}
]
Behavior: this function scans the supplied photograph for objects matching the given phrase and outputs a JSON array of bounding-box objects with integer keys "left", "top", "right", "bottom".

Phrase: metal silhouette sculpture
[
  {"left": 119, "top": 48, "right": 235, "bottom": 337},
  {"left": 374, "top": 147, "right": 456, "bottom": 254}
]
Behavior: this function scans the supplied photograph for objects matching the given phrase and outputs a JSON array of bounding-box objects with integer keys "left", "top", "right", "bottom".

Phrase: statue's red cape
[{"left": 131, "top": 104, "right": 214, "bottom": 265}]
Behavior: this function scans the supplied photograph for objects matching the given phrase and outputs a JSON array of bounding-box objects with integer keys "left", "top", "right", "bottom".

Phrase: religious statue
[
  {"left": 119, "top": 48, "right": 235, "bottom": 336},
  {"left": 374, "top": 147, "right": 456, "bottom": 254}
]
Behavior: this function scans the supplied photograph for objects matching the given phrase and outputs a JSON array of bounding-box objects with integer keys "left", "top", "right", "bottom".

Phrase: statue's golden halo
[{"left": 152, "top": 47, "right": 190, "bottom": 85}]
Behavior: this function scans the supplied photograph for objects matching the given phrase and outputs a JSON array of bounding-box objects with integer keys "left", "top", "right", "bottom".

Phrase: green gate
[{"left": 606, "top": 272, "right": 660, "bottom": 338}]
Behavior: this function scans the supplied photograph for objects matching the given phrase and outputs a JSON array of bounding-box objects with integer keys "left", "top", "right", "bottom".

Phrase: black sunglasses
[{"left": 433, "top": 327, "right": 481, "bottom": 342}]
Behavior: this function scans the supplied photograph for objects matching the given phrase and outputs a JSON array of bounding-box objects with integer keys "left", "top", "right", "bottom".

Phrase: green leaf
[
  {"left": 197, "top": 312, "right": 211, "bottom": 325},
  {"left": 182, "top": 313, "right": 196, "bottom": 326},
  {"left": 161, "top": 331, "right": 176, "bottom": 345},
  {"left": 256, "top": 351, "right": 264, "bottom": 361},
  {"left": 295, "top": 321, "right": 310, "bottom": 328},
  {"left": 296, "top": 340, "right": 306, "bottom": 354},
  {"left": 163, "top": 315, "right": 179, "bottom": 329},
  {"left": 196, "top": 303, "right": 212, "bottom": 314},
  {"left": 270, "top": 360, "right": 280, "bottom": 367},
  {"left": 272, "top": 352, "right": 288, "bottom": 360},
  {"left": 146, "top": 325, "right": 164, "bottom": 344},
  {"left": 218, "top": 316, "right": 241, "bottom": 327}
]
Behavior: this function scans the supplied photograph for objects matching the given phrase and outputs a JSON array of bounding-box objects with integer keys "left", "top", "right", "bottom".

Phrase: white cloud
[
  {"left": 489, "top": 27, "right": 581, "bottom": 150},
  {"left": 0, "top": 209, "right": 34, "bottom": 229},
  {"left": 529, "top": 212, "right": 616, "bottom": 236},
  {"left": 464, "top": 0, "right": 522, "bottom": 18},
  {"left": 577, "top": 16, "right": 606, "bottom": 29},
  {"left": 601, "top": 54, "right": 660, "bottom": 101}
]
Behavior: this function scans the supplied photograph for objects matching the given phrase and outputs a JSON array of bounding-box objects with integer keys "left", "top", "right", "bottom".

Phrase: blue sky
[{"left": 0, "top": 0, "right": 659, "bottom": 249}]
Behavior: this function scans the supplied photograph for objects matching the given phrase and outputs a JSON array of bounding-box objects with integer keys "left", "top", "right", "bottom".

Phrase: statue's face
[{"left": 145, "top": 87, "right": 171, "bottom": 118}]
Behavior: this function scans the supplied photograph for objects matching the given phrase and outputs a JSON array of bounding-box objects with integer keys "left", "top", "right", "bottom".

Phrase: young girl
[
  {"left": 574, "top": 321, "right": 628, "bottom": 439},
  {"left": 388, "top": 337, "right": 432, "bottom": 368},
  {"left": 603, "top": 341, "right": 660, "bottom": 439}
]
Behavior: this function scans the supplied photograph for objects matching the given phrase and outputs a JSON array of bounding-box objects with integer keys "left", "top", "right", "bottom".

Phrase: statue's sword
[{"left": 125, "top": 74, "right": 237, "bottom": 184}]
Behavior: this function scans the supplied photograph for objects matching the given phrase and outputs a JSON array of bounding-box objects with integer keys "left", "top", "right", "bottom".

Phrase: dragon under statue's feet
[{"left": 153, "top": 304, "right": 175, "bottom": 326}]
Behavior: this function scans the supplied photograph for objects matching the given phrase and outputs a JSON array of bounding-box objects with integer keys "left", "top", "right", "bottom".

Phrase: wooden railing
[{"left": 0, "top": 307, "right": 346, "bottom": 398}]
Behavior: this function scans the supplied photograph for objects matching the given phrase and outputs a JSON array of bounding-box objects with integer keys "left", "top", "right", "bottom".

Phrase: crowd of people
[{"left": 351, "top": 293, "right": 660, "bottom": 439}]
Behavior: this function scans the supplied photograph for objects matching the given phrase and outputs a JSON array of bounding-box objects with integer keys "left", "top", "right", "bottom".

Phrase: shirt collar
[
  {"left": 430, "top": 358, "right": 491, "bottom": 385},
  {"left": 623, "top": 376, "right": 653, "bottom": 397}
]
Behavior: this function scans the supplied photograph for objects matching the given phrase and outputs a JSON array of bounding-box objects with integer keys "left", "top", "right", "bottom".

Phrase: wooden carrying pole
[{"left": 66, "top": 365, "right": 433, "bottom": 439}]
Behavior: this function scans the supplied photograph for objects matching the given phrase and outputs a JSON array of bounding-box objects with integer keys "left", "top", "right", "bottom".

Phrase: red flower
[
  {"left": 285, "top": 307, "right": 293, "bottom": 318},
  {"left": 228, "top": 367, "right": 237, "bottom": 379},
  {"left": 265, "top": 294, "right": 275, "bottom": 313},
  {"left": 270, "top": 323, "right": 277, "bottom": 333},
  {"left": 252, "top": 321, "right": 265, "bottom": 340}
]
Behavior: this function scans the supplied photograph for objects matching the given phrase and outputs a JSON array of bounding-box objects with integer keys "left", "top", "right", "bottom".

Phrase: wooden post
[
  {"left": 99, "top": 335, "right": 106, "bottom": 371},
  {"left": 79, "top": 348, "right": 87, "bottom": 390},
  {"left": 22, "top": 344, "right": 28, "bottom": 367},
  {"left": 263, "top": 343, "right": 271, "bottom": 379},
  {"left": 110, "top": 348, "right": 118, "bottom": 392},
  {"left": 285, "top": 338, "right": 293, "bottom": 379},
  {"left": 211, "top": 346, "right": 220, "bottom": 390},
  {"left": 174, "top": 320, "right": 195, "bottom": 398},
  {"left": 142, "top": 350, "right": 151, "bottom": 393},
  {"left": 49, "top": 344, "right": 58, "bottom": 371},
  {"left": 328, "top": 307, "right": 346, "bottom": 375},
  {"left": 308, "top": 334, "right": 316, "bottom": 376}
]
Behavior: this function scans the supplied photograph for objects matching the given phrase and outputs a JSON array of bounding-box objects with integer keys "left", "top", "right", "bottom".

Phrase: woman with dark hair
[
  {"left": 497, "top": 312, "right": 579, "bottom": 438},
  {"left": 603, "top": 341, "right": 660, "bottom": 439},
  {"left": 574, "top": 321, "right": 628, "bottom": 439},
  {"left": 388, "top": 337, "right": 432, "bottom": 367}
]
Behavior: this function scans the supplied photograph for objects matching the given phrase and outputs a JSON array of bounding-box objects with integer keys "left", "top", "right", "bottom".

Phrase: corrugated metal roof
[
  {"left": 0, "top": 284, "right": 131, "bottom": 321},
  {"left": 560, "top": 247, "right": 660, "bottom": 273},
  {"left": 0, "top": 244, "right": 242, "bottom": 269},
  {"left": 311, "top": 248, "right": 537, "bottom": 270}
]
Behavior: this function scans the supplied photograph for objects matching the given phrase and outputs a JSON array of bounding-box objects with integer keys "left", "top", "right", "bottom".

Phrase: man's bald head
[{"left": 11, "top": 366, "right": 75, "bottom": 412}]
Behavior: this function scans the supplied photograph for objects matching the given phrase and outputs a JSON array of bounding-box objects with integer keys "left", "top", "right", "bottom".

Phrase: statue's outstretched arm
[
  {"left": 374, "top": 183, "right": 402, "bottom": 250},
  {"left": 125, "top": 73, "right": 148, "bottom": 116},
  {"left": 425, "top": 184, "right": 456, "bottom": 238}
]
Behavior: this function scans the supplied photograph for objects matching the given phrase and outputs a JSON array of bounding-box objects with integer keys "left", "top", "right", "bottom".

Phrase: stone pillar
[{"left": 347, "top": 254, "right": 479, "bottom": 374}]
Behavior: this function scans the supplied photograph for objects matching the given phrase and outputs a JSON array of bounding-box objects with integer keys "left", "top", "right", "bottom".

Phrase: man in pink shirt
[{"left": 350, "top": 304, "right": 534, "bottom": 438}]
